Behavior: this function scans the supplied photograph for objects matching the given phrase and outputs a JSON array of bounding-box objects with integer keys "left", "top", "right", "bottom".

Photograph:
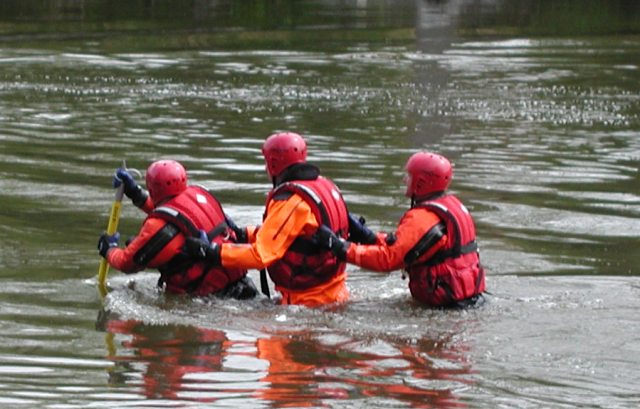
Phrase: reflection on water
[
  {"left": 104, "top": 320, "right": 233, "bottom": 401},
  {"left": 0, "top": 0, "right": 640, "bottom": 408},
  {"left": 91, "top": 272, "right": 479, "bottom": 408},
  {"left": 99, "top": 314, "right": 473, "bottom": 408}
]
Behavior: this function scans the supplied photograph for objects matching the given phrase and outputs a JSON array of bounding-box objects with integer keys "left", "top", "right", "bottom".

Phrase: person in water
[
  {"left": 97, "top": 159, "right": 257, "bottom": 299},
  {"left": 315, "top": 151, "right": 486, "bottom": 308},
  {"left": 183, "top": 132, "right": 376, "bottom": 307}
]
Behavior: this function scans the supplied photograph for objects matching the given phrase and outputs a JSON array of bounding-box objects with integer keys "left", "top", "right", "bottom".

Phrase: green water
[{"left": 0, "top": 1, "right": 639, "bottom": 408}]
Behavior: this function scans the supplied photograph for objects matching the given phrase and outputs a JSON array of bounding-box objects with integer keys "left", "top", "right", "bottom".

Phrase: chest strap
[{"left": 423, "top": 240, "right": 478, "bottom": 267}]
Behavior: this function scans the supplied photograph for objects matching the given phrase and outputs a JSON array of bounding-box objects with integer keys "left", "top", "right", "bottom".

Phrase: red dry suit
[
  {"left": 406, "top": 194, "right": 485, "bottom": 306},
  {"left": 346, "top": 193, "right": 485, "bottom": 307},
  {"left": 106, "top": 185, "right": 247, "bottom": 296}
]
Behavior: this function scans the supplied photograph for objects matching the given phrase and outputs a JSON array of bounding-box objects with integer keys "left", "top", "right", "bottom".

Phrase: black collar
[
  {"left": 411, "top": 191, "right": 446, "bottom": 208},
  {"left": 274, "top": 163, "right": 320, "bottom": 186}
]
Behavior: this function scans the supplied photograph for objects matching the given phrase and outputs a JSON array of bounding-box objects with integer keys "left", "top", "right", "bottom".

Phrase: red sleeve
[
  {"left": 139, "top": 195, "right": 154, "bottom": 214},
  {"left": 346, "top": 208, "right": 447, "bottom": 272},
  {"left": 106, "top": 217, "right": 174, "bottom": 274}
]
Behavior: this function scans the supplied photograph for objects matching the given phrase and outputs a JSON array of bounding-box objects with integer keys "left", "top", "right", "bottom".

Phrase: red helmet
[
  {"left": 404, "top": 151, "right": 453, "bottom": 198},
  {"left": 262, "top": 132, "right": 307, "bottom": 178},
  {"left": 146, "top": 160, "right": 188, "bottom": 203}
]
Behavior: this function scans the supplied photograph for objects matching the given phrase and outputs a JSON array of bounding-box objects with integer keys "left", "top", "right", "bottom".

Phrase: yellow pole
[{"left": 97, "top": 161, "right": 126, "bottom": 294}]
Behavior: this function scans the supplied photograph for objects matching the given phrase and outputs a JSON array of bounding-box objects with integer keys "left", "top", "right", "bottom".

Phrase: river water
[{"left": 1, "top": 1, "right": 639, "bottom": 408}]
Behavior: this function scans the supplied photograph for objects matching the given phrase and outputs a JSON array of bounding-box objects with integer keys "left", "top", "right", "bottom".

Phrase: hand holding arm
[
  {"left": 183, "top": 230, "right": 221, "bottom": 265},
  {"left": 347, "top": 213, "right": 377, "bottom": 244},
  {"left": 225, "top": 214, "right": 249, "bottom": 243},
  {"left": 314, "top": 225, "right": 350, "bottom": 260}
]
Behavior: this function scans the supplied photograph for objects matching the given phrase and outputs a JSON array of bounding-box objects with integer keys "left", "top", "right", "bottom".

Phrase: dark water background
[{"left": 1, "top": 0, "right": 639, "bottom": 407}]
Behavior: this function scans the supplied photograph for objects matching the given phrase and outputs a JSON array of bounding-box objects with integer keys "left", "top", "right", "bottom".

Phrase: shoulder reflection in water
[{"left": 99, "top": 315, "right": 474, "bottom": 408}]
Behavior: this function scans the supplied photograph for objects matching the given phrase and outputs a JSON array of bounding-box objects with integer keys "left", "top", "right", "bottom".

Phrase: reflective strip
[
  {"left": 152, "top": 206, "right": 199, "bottom": 237},
  {"left": 278, "top": 182, "right": 330, "bottom": 227},
  {"left": 283, "top": 182, "right": 322, "bottom": 205},
  {"left": 154, "top": 206, "right": 179, "bottom": 218},
  {"left": 426, "top": 201, "right": 448, "bottom": 214}
]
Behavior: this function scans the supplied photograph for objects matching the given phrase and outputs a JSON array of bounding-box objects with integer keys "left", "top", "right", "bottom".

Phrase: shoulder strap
[
  {"left": 152, "top": 206, "right": 200, "bottom": 237},
  {"left": 403, "top": 222, "right": 446, "bottom": 266},
  {"left": 415, "top": 198, "right": 478, "bottom": 266},
  {"left": 133, "top": 223, "right": 181, "bottom": 266},
  {"left": 275, "top": 182, "right": 331, "bottom": 227},
  {"left": 418, "top": 201, "right": 461, "bottom": 253},
  {"left": 152, "top": 206, "right": 228, "bottom": 241}
]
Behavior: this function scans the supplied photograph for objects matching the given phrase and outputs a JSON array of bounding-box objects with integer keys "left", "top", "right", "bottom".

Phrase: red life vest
[
  {"left": 406, "top": 194, "right": 485, "bottom": 306},
  {"left": 139, "top": 185, "right": 247, "bottom": 296},
  {"left": 265, "top": 177, "right": 349, "bottom": 290}
]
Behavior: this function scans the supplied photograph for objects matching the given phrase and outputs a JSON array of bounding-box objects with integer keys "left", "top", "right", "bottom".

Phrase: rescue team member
[
  {"left": 184, "top": 132, "right": 376, "bottom": 307},
  {"left": 97, "top": 160, "right": 257, "bottom": 299},
  {"left": 315, "top": 151, "right": 486, "bottom": 308}
]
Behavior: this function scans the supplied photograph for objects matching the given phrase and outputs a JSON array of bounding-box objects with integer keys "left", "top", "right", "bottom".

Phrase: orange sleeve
[
  {"left": 245, "top": 225, "right": 259, "bottom": 243},
  {"left": 346, "top": 208, "right": 447, "bottom": 272},
  {"left": 220, "top": 194, "right": 319, "bottom": 270}
]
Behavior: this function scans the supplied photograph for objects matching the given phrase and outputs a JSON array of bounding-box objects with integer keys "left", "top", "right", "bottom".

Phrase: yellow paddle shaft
[{"left": 97, "top": 171, "right": 126, "bottom": 288}]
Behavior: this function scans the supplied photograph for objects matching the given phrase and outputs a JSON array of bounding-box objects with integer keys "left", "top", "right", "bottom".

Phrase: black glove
[
  {"left": 113, "top": 168, "right": 147, "bottom": 206},
  {"left": 98, "top": 232, "right": 120, "bottom": 258},
  {"left": 184, "top": 231, "right": 221, "bottom": 266},
  {"left": 385, "top": 232, "right": 397, "bottom": 245},
  {"left": 219, "top": 276, "right": 258, "bottom": 300},
  {"left": 348, "top": 213, "right": 377, "bottom": 244},
  {"left": 314, "top": 225, "right": 349, "bottom": 260},
  {"left": 225, "top": 214, "right": 248, "bottom": 243}
]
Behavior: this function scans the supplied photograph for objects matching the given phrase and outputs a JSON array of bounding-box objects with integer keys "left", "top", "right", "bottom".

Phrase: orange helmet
[
  {"left": 262, "top": 132, "right": 307, "bottom": 178},
  {"left": 145, "top": 160, "right": 187, "bottom": 203},
  {"left": 404, "top": 152, "right": 452, "bottom": 198}
]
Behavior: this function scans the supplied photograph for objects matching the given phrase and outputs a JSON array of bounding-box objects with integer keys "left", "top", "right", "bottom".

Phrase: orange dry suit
[
  {"left": 106, "top": 185, "right": 248, "bottom": 296},
  {"left": 346, "top": 193, "right": 485, "bottom": 307},
  {"left": 220, "top": 163, "right": 350, "bottom": 306}
]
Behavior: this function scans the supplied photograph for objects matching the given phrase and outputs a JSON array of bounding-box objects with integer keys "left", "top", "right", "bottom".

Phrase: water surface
[{"left": 0, "top": 1, "right": 639, "bottom": 408}]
